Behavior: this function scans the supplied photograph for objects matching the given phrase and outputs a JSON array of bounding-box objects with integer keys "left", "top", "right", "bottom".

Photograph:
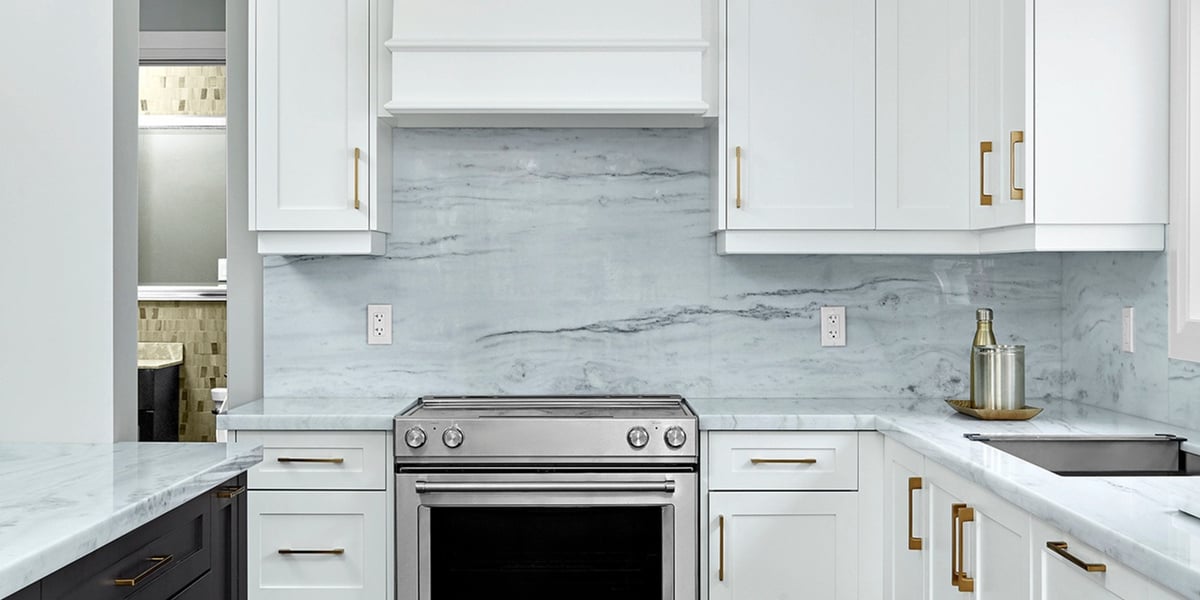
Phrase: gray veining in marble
[
  {"left": 0, "top": 442, "right": 262, "bottom": 598},
  {"left": 219, "top": 397, "right": 414, "bottom": 430},
  {"left": 692, "top": 397, "right": 1200, "bottom": 599},
  {"left": 263, "top": 128, "right": 1064, "bottom": 400}
]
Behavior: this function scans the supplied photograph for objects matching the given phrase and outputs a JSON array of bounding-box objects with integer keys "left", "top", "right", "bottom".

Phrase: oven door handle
[{"left": 413, "top": 480, "right": 677, "bottom": 494}]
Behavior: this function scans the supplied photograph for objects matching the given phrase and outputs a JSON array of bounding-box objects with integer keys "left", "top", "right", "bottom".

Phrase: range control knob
[
  {"left": 442, "top": 427, "right": 464, "bottom": 448},
  {"left": 404, "top": 426, "right": 427, "bottom": 449},
  {"left": 664, "top": 426, "right": 687, "bottom": 449},
  {"left": 627, "top": 426, "right": 650, "bottom": 449}
]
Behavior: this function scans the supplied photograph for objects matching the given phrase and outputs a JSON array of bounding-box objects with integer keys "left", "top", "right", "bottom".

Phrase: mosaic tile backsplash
[
  {"left": 138, "top": 65, "right": 226, "bottom": 117},
  {"left": 263, "top": 128, "right": 1066, "bottom": 401},
  {"left": 138, "top": 301, "right": 226, "bottom": 441}
]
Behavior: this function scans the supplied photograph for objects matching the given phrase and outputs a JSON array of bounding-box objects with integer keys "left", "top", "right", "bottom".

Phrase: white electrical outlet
[
  {"left": 367, "top": 304, "right": 392, "bottom": 345},
  {"left": 820, "top": 306, "right": 846, "bottom": 347},
  {"left": 1122, "top": 306, "right": 1134, "bottom": 353}
]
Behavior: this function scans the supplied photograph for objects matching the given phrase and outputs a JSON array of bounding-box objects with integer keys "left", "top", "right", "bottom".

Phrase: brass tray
[{"left": 945, "top": 399, "right": 1043, "bottom": 421}]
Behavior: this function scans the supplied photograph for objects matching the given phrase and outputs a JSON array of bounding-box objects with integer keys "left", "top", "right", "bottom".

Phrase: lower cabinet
[
  {"left": 1031, "top": 520, "right": 1182, "bottom": 600},
  {"left": 709, "top": 492, "right": 859, "bottom": 600},
  {"left": 247, "top": 491, "right": 386, "bottom": 600},
  {"left": 7, "top": 474, "right": 246, "bottom": 600}
]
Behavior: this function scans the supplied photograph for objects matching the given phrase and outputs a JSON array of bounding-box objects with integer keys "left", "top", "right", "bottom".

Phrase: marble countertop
[
  {"left": 692, "top": 397, "right": 1200, "bottom": 599},
  {"left": 0, "top": 442, "right": 262, "bottom": 598},
  {"left": 218, "top": 397, "right": 415, "bottom": 430},
  {"left": 136, "top": 342, "right": 184, "bottom": 370}
]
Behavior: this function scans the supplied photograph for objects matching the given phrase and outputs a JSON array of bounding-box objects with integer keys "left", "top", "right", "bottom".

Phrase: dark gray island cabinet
[{"left": 7, "top": 473, "right": 246, "bottom": 600}]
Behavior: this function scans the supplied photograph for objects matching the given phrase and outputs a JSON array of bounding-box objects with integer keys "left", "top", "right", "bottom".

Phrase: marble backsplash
[{"left": 263, "top": 128, "right": 1065, "bottom": 400}]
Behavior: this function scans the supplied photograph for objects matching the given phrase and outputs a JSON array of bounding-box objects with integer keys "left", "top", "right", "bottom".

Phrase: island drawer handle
[
  {"left": 750, "top": 458, "right": 817, "bottom": 465},
  {"left": 279, "top": 548, "right": 346, "bottom": 555},
  {"left": 216, "top": 485, "right": 246, "bottom": 499},
  {"left": 114, "top": 555, "right": 173, "bottom": 586},
  {"left": 276, "top": 457, "right": 345, "bottom": 464},
  {"left": 1046, "top": 541, "right": 1107, "bottom": 573}
]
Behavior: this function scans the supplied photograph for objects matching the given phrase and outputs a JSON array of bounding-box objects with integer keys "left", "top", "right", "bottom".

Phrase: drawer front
[
  {"left": 248, "top": 491, "right": 386, "bottom": 600},
  {"left": 237, "top": 431, "right": 387, "bottom": 491},
  {"left": 42, "top": 492, "right": 212, "bottom": 600},
  {"left": 709, "top": 432, "right": 859, "bottom": 491}
]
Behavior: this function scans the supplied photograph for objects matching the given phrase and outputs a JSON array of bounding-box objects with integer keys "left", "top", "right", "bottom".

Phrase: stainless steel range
[{"left": 394, "top": 395, "right": 698, "bottom": 600}]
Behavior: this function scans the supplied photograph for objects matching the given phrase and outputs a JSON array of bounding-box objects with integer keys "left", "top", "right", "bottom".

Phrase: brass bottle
[{"left": 969, "top": 308, "right": 997, "bottom": 404}]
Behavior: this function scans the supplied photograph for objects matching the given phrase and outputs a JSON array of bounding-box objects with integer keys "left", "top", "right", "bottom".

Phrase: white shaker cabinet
[
  {"left": 249, "top": 0, "right": 392, "bottom": 255},
  {"left": 1031, "top": 520, "right": 1183, "bottom": 600},
  {"left": 723, "top": 0, "right": 875, "bottom": 231},
  {"left": 883, "top": 438, "right": 926, "bottom": 600}
]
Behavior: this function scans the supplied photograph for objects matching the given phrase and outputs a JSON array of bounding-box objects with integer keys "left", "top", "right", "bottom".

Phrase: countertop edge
[{"left": 0, "top": 445, "right": 263, "bottom": 599}]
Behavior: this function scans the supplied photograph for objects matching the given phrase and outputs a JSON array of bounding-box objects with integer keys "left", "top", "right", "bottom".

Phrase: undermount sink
[{"left": 964, "top": 433, "right": 1200, "bottom": 476}]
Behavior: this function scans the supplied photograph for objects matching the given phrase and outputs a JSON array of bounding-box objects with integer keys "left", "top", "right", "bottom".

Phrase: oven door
[{"left": 396, "top": 470, "right": 697, "bottom": 600}]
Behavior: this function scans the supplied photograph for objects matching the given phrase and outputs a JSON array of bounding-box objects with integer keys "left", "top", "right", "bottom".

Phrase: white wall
[{"left": 0, "top": 0, "right": 139, "bottom": 442}]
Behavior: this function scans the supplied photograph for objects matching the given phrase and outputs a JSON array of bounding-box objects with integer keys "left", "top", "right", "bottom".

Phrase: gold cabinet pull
[
  {"left": 216, "top": 485, "right": 246, "bottom": 499},
  {"left": 950, "top": 503, "right": 964, "bottom": 587},
  {"left": 907, "top": 477, "right": 923, "bottom": 551},
  {"left": 1046, "top": 541, "right": 1107, "bottom": 573},
  {"left": 276, "top": 457, "right": 345, "bottom": 464},
  {"left": 750, "top": 458, "right": 817, "bottom": 465},
  {"left": 956, "top": 506, "right": 976, "bottom": 593},
  {"left": 1009, "top": 131, "right": 1025, "bottom": 200},
  {"left": 718, "top": 515, "right": 726, "bottom": 582},
  {"left": 353, "top": 147, "right": 361, "bottom": 210},
  {"left": 278, "top": 548, "right": 346, "bottom": 555},
  {"left": 979, "top": 141, "right": 993, "bottom": 206},
  {"left": 114, "top": 555, "right": 173, "bottom": 586},
  {"left": 734, "top": 146, "right": 743, "bottom": 209}
]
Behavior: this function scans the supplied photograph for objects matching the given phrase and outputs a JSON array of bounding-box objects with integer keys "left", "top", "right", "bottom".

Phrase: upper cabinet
[
  {"left": 249, "top": 0, "right": 392, "bottom": 255},
  {"left": 384, "top": 0, "right": 717, "bottom": 126},
  {"left": 725, "top": 0, "right": 875, "bottom": 231},
  {"left": 717, "top": 0, "right": 1169, "bottom": 255}
]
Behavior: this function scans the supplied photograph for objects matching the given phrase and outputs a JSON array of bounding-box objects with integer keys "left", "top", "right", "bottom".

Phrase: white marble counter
[
  {"left": 217, "top": 397, "right": 415, "bottom": 431},
  {"left": 691, "top": 397, "right": 1200, "bottom": 599},
  {"left": 0, "top": 442, "right": 262, "bottom": 598}
]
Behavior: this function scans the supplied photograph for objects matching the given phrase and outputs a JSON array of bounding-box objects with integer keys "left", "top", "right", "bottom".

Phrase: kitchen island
[{"left": 0, "top": 442, "right": 262, "bottom": 598}]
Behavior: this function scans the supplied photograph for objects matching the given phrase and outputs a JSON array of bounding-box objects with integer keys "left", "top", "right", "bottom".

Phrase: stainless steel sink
[{"left": 964, "top": 433, "right": 1200, "bottom": 476}]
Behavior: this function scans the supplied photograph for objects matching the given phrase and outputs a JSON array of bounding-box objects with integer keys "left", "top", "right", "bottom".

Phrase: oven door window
[{"left": 428, "top": 506, "right": 670, "bottom": 600}]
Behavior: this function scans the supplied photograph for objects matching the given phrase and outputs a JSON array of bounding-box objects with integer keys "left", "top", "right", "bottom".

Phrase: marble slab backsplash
[{"left": 263, "top": 128, "right": 1065, "bottom": 400}]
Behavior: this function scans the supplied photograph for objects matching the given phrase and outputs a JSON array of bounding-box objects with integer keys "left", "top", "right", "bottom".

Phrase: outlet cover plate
[
  {"left": 368, "top": 304, "right": 392, "bottom": 345},
  {"left": 821, "top": 306, "right": 846, "bottom": 347}
]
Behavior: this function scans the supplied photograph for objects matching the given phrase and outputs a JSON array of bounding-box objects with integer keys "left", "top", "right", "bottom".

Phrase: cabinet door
[
  {"left": 876, "top": 0, "right": 970, "bottom": 230},
  {"left": 925, "top": 471, "right": 970, "bottom": 600},
  {"left": 1039, "top": 546, "right": 1122, "bottom": 600},
  {"left": 726, "top": 0, "right": 875, "bottom": 230},
  {"left": 252, "top": 0, "right": 371, "bottom": 231},
  {"left": 248, "top": 491, "right": 386, "bottom": 600},
  {"left": 968, "top": 0, "right": 1005, "bottom": 230},
  {"left": 883, "top": 439, "right": 926, "bottom": 600},
  {"left": 709, "top": 491, "right": 858, "bottom": 600},
  {"left": 998, "top": 0, "right": 1031, "bottom": 226},
  {"left": 212, "top": 474, "right": 248, "bottom": 600}
]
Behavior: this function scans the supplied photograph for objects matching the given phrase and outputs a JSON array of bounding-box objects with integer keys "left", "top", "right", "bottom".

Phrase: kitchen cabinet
[
  {"left": 6, "top": 475, "right": 246, "bottom": 600},
  {"left": 883, "top": 438, "right": 926, "bottom": 600},
  {"left": 1031, "top": 520, "right": 1182, "bottom": 600},
  {"left": 249, "top": 0, "right": 392, "bottom": 255},
  {"left": 384, "top": 0, "right": 715, "bottom": 126},
  {"left": 231, "top": 430, "right": 393, "bottom": 600},
  {"left": 717, "top": 0, "right": 1168, "bottom": 255},
  {"left": 709, "top": 491, "right": 859, "bottom": 600},
  {"left": 703, "top": 431, "right": 883, "bottom": 600},
  {"left": 724, "top": 0, "right": 875, "bottom": 231}
]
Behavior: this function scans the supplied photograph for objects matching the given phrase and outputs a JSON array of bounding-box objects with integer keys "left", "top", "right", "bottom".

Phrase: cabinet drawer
[
  {"left": 247, "top": 491, "right": 387, "bottom": 600},
  {"left": 41, "top": 492, "right": 212, "bottom": 600},
  {"left": 237, "top": 431, "right": 387, "bottom": 491},
  {"left": 709, "top": 432, "right": 859, "bottom": 491}
]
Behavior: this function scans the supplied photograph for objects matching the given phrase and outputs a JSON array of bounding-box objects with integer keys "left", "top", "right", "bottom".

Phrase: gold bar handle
[
  {"left": 278, "top": 548, "right": 346, "bottom": 555},
  {"left": 1046, "top": 541, "right": 1107, "bottom": 573},
  {"left": 114, "top": 555, "right": 173, "bottom": 586},
  {"left": 950, "top": 503, "right": 964, "bottom": 587},
  {"left": 750, "top": 458, "right": 817, "bottom": 465},
  {"left": 353, "top": 147, "right": 361, "bottom": 210},
  {"left": 734, "top": 146, "right": 743, "bottom": 209},
  {"left": 907, "top": 477, "right": 923, "bottom": 551},
  {"left": 980, "top": 141, "right": 993, "bottom": 206},
  {"left": 1009, "top": 131, "right": 1025, "bottom": 200},
  {"left": 718, "top": 515, "right": 726, "bottom": 582},
  {"left": 276, "top": 457, "right": 345, "bottom": 464},
  {"left": 216, "top": 485, "right": 246, "bottom": 499},
  {"left": 956, "top": 506, "right": 976, "bottom": 593}
]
